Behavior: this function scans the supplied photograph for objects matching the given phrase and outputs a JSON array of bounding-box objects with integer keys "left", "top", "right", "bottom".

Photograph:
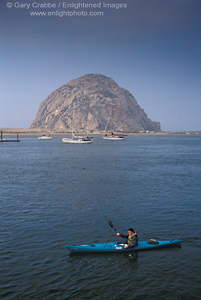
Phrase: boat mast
[
  {"left": 72, "top": 103, "right": 75, "bottom": 138},
  {"left": 104, "top": 104, "right": 115, "bottom": 134},
  {"left": 111, "top": 106, "right": 114, "bottom": 134}
]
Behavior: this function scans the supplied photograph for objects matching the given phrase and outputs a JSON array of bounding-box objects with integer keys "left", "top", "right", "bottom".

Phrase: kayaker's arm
[
  {"left": 117, "top": 233, "right": 128, "bottom": 239},
  {"left": 117, "top": 232, "right": 138, "bottom": 248}
]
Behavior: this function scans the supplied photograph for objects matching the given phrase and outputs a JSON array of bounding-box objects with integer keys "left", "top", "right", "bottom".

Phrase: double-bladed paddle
[
  {"left": 108, "top": 219, "right": 117, "bottom": 232},
  {"left": 108, "top": 219, "right": 126, "bottom": 244},
  {"left": 108, "top": 219, "right": 134, "bottom": 258}
]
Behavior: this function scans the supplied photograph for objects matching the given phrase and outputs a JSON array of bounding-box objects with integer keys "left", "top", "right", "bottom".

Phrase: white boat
[
  {"left": 62, "top": 136, "right": 92, "bottom": 144},
  {"left": 38, "top": 135, "right": 52, "bottom": 140},
  {"left": 103, "top": 106, "right": 126, "bottom": 141},
  {"left": 103, "top": 133, "right": 126, "bottom": 140},
  {"left": 62, "top": 103, "right": 93, "bottom": 144}
]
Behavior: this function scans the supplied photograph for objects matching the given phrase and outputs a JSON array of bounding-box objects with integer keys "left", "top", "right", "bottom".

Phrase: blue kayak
[{"left": 66, "top": 240, "right": 182, "bottom": 254}]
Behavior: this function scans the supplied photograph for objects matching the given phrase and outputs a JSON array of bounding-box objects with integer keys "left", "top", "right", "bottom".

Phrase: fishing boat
[
  {"left": 38, "top": 135, "right": 52, "bottom": 140},
  {"left": 103, "top": 133, "right": 126, "bottom": 141},
  {"left": 62, "top": 136, "right": 92, "bottom": 144}
]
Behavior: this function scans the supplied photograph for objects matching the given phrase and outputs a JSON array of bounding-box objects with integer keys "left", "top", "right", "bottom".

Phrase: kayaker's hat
[{"left": 128, "top": 228, "right": 134, "bottom": 232}]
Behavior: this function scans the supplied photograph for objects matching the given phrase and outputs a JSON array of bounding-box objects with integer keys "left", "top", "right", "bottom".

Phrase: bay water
[{"left": 1, "top": 135, "right": 201, "bottom": 299}]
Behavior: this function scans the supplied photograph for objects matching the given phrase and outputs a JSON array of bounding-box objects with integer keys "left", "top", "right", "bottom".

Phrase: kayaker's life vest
[{"left": 128, "top": 232, "right": 138, "bottom": 245}]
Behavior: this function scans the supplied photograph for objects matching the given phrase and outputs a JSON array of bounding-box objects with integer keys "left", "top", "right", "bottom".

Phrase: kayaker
[{"left": 117, "top": 228, "right": 138, "bottom": 248}]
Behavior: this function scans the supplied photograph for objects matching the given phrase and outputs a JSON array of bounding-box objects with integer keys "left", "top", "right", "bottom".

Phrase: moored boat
[
  {"left": 62, "top": 103, "right": 93, "bottom": 144},
  {"left": 103, "top": 133, "right": 126, "bottom": 140},
  {"left": 62, "top": 136, "right": 92, "bottom": 144},
  {"left": 103, "top": 105, "right": 127, "bottom": 141},
  {"left": 38, "top": 135, "right": 52, "bottom": 140}
]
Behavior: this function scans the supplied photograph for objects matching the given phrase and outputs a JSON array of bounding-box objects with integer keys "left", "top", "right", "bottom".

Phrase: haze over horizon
[{"left": 1, "top": 0, "right": 201, "bottom": 131}]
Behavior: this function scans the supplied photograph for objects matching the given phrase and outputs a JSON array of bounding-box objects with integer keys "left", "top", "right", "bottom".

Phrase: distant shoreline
[{"left": 1, "top": 128, "right": 201, "bottom": 137}]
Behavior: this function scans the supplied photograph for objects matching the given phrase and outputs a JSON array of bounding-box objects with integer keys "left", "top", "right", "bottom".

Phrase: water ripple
[{"left": 1, "top": 136, "right": 201, "bottom": 299}]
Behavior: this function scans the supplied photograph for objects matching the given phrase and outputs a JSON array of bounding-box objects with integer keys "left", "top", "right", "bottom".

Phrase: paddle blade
[{"left": 108, "top": 219, "right": 117, "bottom": 231}]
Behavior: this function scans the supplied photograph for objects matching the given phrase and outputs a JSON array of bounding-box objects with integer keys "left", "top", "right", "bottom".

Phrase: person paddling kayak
[{"left": 117, "top": 228, "right": 138, "bottom": 249}]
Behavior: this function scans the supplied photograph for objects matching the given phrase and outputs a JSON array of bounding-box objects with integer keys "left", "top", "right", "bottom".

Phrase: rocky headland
[{"left": 30, "top": 74, "right": 160, "bottom": 132}]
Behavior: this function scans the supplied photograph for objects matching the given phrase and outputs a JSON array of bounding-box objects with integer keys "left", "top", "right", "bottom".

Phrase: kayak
[{"left": 66, "top": 239, "right": 182, "bottom": 254}]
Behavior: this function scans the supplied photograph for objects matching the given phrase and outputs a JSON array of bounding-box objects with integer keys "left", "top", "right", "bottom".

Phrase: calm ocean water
[{"left": 1, "top": 135, "right": 201, "bottom": 300}]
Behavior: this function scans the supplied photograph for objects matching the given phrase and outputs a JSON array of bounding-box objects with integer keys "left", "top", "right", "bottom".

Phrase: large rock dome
[{"left": 30, "top": 74, "right": 160, "bottom": 132}]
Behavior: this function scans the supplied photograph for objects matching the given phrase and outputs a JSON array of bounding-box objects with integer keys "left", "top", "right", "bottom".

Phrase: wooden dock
[{"left": 0, "top": 131, "right": 21, "bottom": 142}]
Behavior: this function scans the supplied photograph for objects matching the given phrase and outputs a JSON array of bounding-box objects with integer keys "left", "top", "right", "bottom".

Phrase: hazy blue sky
[{"left": 1, "top": 0, "right": 201, "bottom": 130}]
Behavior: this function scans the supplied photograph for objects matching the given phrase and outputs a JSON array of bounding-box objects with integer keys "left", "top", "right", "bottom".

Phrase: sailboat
[
  {"left": 62, "top": 104, "right": 93, "bottom": 144},
  {"left": 103, "top": 106, "right": 126, "bottom": 141}
]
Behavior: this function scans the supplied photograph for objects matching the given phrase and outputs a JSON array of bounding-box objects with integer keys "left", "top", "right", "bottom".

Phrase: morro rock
[{"left": 30, "top": 74, "right": 161, "bottom": 132}]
